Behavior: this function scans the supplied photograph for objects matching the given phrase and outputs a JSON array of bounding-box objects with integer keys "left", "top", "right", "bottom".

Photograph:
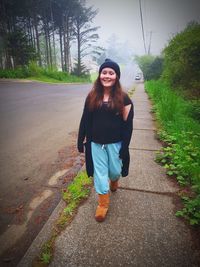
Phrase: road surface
[{"left": 0, "top": 80, "right": 91, "bottom": 265}]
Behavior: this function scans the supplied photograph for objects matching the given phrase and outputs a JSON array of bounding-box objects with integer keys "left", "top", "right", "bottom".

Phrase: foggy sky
[{"left": 86, "top": 0, "right": 200, "bottom": 55}]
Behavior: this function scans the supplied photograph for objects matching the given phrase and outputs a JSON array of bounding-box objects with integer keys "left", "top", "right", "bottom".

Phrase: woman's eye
[{"left": 102, "top": 71, "right": 115, "bottom": 75}]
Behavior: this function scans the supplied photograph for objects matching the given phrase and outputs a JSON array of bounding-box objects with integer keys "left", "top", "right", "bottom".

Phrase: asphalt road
[
  {"left": 0, "top": 81, "right": 91, "bottom": 199},
  {"left": 0, "top": 80, "right": 91, "bottom": 265}
]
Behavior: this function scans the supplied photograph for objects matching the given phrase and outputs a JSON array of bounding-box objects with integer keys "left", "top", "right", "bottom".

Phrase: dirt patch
[{"left": 0, "top": 132, "right": 85, "bottom": 267}]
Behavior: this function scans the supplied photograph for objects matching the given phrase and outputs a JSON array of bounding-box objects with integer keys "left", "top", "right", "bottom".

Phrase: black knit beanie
[{"left": 99, "top": 58, "right": 121, "bottom": 79}]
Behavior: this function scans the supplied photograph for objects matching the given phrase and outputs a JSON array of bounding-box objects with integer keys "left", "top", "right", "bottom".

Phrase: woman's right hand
[{"left": 78, "top": 142, "right": 84, "bottom": 153}]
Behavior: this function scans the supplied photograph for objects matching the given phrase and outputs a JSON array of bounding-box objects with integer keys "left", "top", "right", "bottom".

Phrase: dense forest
[{"left": 0, "top": 0, "right": 100, "bottom": 75}]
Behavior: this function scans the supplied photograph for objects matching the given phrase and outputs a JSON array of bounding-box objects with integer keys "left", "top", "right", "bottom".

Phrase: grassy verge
[
  {"left": 128, "top": 85, "right": 136, "bottom": 98},
  {"left": 145, "top": 80, "right": 200, "bottom": 226},
  {"left": 0, "top": 62, "right": 91, "bottom": 84},
  {"left": 34, "top": 171, "right": 92, "bottom": 266},
  {"left": 26, "top": 75, "right": 90, "bottom": 84},
  {"left": 90, "top": 72, "right": 98, "bottom": 83}
]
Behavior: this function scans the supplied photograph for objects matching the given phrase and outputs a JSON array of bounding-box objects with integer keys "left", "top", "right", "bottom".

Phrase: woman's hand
[{"left": 78, "top": 142, "right": 84, "bottom": 153}]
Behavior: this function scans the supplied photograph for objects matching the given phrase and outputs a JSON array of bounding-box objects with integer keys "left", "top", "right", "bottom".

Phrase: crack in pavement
[
  {"left": 118, "top": 186, "right": 177, "bottom": 197},
  {"left": 129, "top": 147, "right": 160, "bottom": 152},
  {"left": 41, "top": 185, "right": 63, "bottom": 189},
  {"left": 135, "top": 117, "right": 156, "bottom": 121}
]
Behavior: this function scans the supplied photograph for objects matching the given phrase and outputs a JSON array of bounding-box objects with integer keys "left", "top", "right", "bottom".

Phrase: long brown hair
[{"left": 87, "top": 76, "right": 125, "bottom": 114}]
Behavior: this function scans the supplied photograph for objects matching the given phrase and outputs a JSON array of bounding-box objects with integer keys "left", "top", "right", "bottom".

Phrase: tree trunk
[
  {"left": 52, "top": 28, "right": 56, "bottom": 67},
  {"left": 0, "top": 0, "right": 12, "bottom": 68},
  {"left": 65, "top": 17, "right": 70, "bottom": 73},
  {"left": 44, "top": 22, "right": 49, "bottom": 66},
  {"left": 62, "top": 15, "right": 67, "bottom": 71},
  {"left": 28, "top": 18, "right": 34, "bottom": 49},
  {"left": 5, "top": 49, "right": 13, "bottom": 69},
  {"left": 33, "top": 15, "right": 41, "bottom": 66},
  {"left": 77, "top": 25, "right": 81, "bottom": 76},
  {"left": 59, "top": 26, "right": 64, "bottom": 71},
  {"left": 50, "top": 1, "right": 56, "bottom": 67},
  {"left": 47, "top": 23, "right": 52, "bottom": 67},
  {"left": 31, "top": 19, "right": 36, "bottom": 51}
]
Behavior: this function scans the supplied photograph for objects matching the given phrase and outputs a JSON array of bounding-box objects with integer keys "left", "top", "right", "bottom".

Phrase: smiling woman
[
  {"left": 77, "top": 58, "right": 134, "bottom": 222},
  {"left": 100, "top": 68, "right": 117, "bottom": 90}
]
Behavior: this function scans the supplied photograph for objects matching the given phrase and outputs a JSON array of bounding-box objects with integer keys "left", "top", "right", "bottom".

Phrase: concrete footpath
[{"left": 18, "top": 83, "right": 200, "bottom": 267}]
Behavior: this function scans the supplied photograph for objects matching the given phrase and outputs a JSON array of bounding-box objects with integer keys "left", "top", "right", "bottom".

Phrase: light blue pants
[{"left": 91, "top": 142, "right": 122, "bottom": 194}]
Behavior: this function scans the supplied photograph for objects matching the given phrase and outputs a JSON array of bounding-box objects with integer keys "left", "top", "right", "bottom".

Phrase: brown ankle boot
[
  {"left": 95, "top": 193, "right": 109, "bottom": 222},
  {"left": 110, "top": 180, "right": 118, "bottom": 192}
]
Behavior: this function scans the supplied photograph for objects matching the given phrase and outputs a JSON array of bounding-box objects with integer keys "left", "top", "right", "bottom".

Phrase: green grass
[
  {"left": 27, "top": 74, "right": 90, "bottom": 84},
  {"left": 128, "top": 85, "right": 136, "bottom": 98},
  {"left": 90, "top": 72, "right": 98, "bottom": 82},
  {"left": 27, "top": 75, "right": 69, "bottom": 83},
  {"left": 145, "top": 80, "right": 200, "bottom": 225},
  {"left": 0, "top": 62, "right": 91, "bottom": 84},
  {"left": 35, "top": 171, "right": 92, "bottom": 266}
]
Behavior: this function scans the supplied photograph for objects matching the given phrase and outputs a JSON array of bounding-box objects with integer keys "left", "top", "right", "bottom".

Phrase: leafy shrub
[
  {"left": 176, "top": 195, "right": 200, "bottom": 225},
  {"left": 162, "top": 22, "right": 200, "bottom": 99},
  {"left": 41, "top": 68, "right": 69, "bottom": 81},
  {"left": 187, "top": 100, "right": 200, "bottom": 122},
  {"left": 28, "top": 60, "right": 42, "bottom": 76},
  {"left": 0, "top": 67, "right": 29, "bottom": 78},
  {"left": 156, "top": 130, "right": 200, "bottom": 189}
]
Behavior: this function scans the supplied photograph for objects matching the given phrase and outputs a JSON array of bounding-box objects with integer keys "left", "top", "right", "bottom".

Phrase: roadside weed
[
  {"left": 128, "top": 86, "right": 136, "bottom": 98},
  {"left": 36, "top": 171, "right": 92, "bottom": 266},
  {"left": 146, "top": 80, "right": 200, "bottom": 225},
  {"left": 40, "top": 251, "right": 51, "bottom": 264},
  {"left": 176, "top": 195, "right": 200, "bottom": 225}
]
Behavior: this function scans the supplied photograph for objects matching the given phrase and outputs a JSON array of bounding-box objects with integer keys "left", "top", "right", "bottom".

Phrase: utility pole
[
  {"left": 139, "top": 0, "right": 147, "bottom": 54},
  {"left": 148, "top": 31, "right": 152, "bottom": 55}
]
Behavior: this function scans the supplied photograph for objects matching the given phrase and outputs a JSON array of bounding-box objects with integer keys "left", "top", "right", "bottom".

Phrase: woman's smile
[{"left": 100, "top": 67, "right": 117, "bottom": 88}]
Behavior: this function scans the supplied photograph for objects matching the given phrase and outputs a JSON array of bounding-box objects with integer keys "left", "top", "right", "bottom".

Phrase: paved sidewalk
[{"left": 18, "top": 83, "right": 200, "bottom": 267}]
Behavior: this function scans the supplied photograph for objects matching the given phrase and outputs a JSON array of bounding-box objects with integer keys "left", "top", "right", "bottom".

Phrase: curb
[
  {"left": 17, "top": 164, "right": 86, "bottom": 266},
  {"left": 17, "top": 199, "right": 66, "bottom": 267},
  {"left": 0, "top": 78, "right": 92, "bottom": 85}
]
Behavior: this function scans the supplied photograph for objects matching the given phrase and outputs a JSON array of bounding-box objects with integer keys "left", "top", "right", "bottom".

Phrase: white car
[{"left": 135, "top": 74, "right": 141, "bottom": 80}]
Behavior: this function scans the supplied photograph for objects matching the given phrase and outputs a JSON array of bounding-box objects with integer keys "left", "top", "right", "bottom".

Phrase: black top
[{"left": 91, "top": 94, "right": 132, "bottom": 144}]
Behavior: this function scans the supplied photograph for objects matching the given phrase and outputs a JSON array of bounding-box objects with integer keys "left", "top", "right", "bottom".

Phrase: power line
[{"left": 139, "top": 0, "right": 147, "bottom": 54}]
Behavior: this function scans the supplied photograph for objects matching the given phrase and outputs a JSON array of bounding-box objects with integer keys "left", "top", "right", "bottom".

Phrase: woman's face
[{"left": 100, "top": 67, "right": 117, "bottom": 88}]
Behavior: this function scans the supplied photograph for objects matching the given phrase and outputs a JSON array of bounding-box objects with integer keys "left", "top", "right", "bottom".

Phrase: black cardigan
[{"left": 77, "top": 94, "right": 134, "bottom": 177}]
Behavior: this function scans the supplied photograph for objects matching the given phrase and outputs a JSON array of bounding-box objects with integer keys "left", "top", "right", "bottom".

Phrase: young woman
[{"left": 77, "top": 59, "right": 134, "bottom": 222}]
